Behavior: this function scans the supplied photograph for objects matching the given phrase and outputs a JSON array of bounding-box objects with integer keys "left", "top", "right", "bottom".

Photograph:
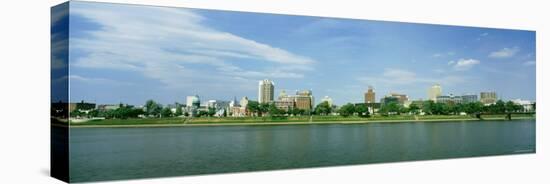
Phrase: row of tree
[
  {"left": 71, "top": 99, "right": 529, "bottom": 119},
  {"left": 246, "top": 101, "right": 309, "bottom": 117},
  {"left": 378, "top": 100, "right": 525, "bottom": 116}
]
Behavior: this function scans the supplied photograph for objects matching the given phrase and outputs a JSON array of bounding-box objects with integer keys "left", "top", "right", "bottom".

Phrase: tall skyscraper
[
  {"left": 365, "top": 86, "right": 375, "bottom": 103},
  {"left": 428, "top": 84, "right": 442, "bottom": 102},
  {"left": 258, "top": 79, "right": 274, "bottom": 104},
  {"left": 480, "top": 92, "right": 497, "bottom": 105}
]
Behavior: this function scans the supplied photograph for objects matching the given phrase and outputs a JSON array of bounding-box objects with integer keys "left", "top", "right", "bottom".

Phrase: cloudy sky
[{"left": 53, "top": 1, "right": 536, "bottom": 106}]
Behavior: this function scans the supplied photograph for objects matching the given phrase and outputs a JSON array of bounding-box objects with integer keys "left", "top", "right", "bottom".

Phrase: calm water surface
[{"left": 69, "top": 120, "right": 535, "bottom": 182}]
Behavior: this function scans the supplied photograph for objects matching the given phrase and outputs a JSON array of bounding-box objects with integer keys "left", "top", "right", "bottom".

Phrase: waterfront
[{"left": 69, "top": 119, "right": 535, "bottom": 182}]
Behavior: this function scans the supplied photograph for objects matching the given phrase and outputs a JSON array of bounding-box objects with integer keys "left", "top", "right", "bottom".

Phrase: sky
[{"left": 52, "top": 1, "right": 536, "bottom": 106}]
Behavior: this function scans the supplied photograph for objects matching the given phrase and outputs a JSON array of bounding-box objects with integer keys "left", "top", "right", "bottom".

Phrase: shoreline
[{"left": 67, "top": 116, "right": 535, "bottom": 128}]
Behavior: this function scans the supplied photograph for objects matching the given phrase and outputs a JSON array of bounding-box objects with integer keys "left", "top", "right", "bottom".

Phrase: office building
[
  {"left": 480, "top": 92, "right": 497, "bottom": 105},
  {"left": 428, "top": 84, "right": 442, "bottom": 102},
  {"left": 365, "top": 86, "right": 376, "bottom": 103},
  {"left": 461, "top": 94, "right": 478, "bottom": 103},
  {"left": 258, "top": 79, "right": 275, "bottom": 103}
]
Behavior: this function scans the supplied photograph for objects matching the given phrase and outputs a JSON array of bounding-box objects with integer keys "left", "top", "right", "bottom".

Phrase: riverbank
[{"left": 67, "top": 114, "right": 535, "bottom": 128}]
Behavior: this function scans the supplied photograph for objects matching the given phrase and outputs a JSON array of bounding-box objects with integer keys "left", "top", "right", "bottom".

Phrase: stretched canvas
[{"left": 51, "top": 1, "right": 536, "bottom": 183}]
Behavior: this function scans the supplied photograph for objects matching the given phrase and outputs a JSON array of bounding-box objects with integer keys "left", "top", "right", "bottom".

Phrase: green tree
[
  {"left": 314, "top": 101, "right": 332, "bottom": 115},
  {"left": 381, "top": 102, "right": 402, "bottom": 115},
  {"left": 246, "top": 101, "right": 260, "bottom": 116},
  {"left": 408, "top": 103, "right": 420, "bottom": 115},
  {"left": 338, "top": 103, "right": 355, "bottom": 117},
  {"left": 161, "top": 107, "right": 173, "bottom": 118},
  {"left": 422, "top": 100, "right": 435, "bottom": 115},
  {"left": 207, "top": 107, "right": 216, "bottom": 117},
  {"left": 145, "top": 100, "right": 162, "bottom": 117},
  {"left": 174, "top": 103, "right": 183, "bottom": 116},
  {"left": 493, "top": 100, "right": 506, "bottom": 114},
  {"left": 268, "top": 103, "right": 283, "bottom": 116},
  {"left": 354, "top": 103, "right": 370, "bottom": 117}
]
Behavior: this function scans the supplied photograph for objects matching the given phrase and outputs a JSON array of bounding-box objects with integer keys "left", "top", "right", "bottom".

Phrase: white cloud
[
  {"left": 69, "top": 3, "right": 315, "bottom": 91},
  {"left": 489, "top": 47, "right": 519, "bottom": 58},
  {"left": 69, "top": 75, "right": 134, "bottom": 86},
  {"left": 452, "top": 58, "right": 480, "bottom": 71}
]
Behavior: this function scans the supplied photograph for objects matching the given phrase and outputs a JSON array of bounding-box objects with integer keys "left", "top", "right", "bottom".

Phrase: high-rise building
[
  {"left": 480, "top": 92, "right": 497, "bottom": 105},
  {"left": 258, "top": 79, "right": 274, "bottom": 104},
  {"left": 365, "top": 86, "right": 375, "bottom": 103},
  {"left": 428, "top": 84, "right": 442, "bottom": 102}
]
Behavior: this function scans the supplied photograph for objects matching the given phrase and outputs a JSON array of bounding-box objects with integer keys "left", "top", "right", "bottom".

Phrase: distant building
[
  {"left": 230, "top": 96, "right": 249, "bottom": 117},
  {"left": 436, "top": 94, "right": 462, "bottom": 104},
  {"left": 380, "top": 96, "right": 399, "bottom": 106},
  {"left": 295, "top": 90, "right": 314, "bottom": 110},
  {"left": 364, "top": 86, "right": 376, "bottom": 103},
  {"left": 186, "top": 95, "right": 200, "bottom": 108},
  {"left": 321, "top": 96, "right": 333, "bottom": 107},
  {"left": 461, "top": 94, "right": 478, "bottom": 103},
  {"left": 274, "top": 89, "right": 314, "bottom": 111},
  {"left": 480, "top": 92, "right": 497, "bottom": 105},
  {"left": 428, "top": 84, "right": 442, "bottom": 102},
  {"left": 97, "top": 104, "right": 120, "bottom": 111},
  {"left": 258, "top": 79, "right": 274, "bottom": 103},
  {"left": 68, "top": 100, "right": 96, "bottom": 112},
  {"left": 512, "top": 99, "right": 535, "bottom": 112},
  {"left": 390, "top": 93, "right": 409, "bottom": 105}
]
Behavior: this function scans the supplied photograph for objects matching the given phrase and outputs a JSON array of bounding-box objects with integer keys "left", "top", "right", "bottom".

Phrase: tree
[
  {"left": 422, "top": 100, "right": 435, "bottom": 115},
  {"left": 493, "top": 100, "right": 506, "bottom": 114},
  {"left": 161, "top": 107, "right": 173, "bottom": 118},
  {"left": 259, "top": 103, "right": 270, "bottom": 116},
  {"left": 314, "top": 101, "right": 332, "bottom": 115},
  {"left": 145, "top": 100, "right": 162, "bottom": 117},
  {"left": 184, "top": 112, "right": 189, "bottom": 117},
  {"left": 207, "top": 107, "right": 216, "bottom": 117},
  {"left": 268, "top": 103, "right": 283, "bottom": 116},
  {"left": 380, "top": 102, "right": 402, "bottom": 115},
  {"left": 354, "top": 103, "right": 370, "bottom": 117},
  {"left": 174, "top": 103, "right": 183, "bottom": 116},
  {"left": 409, "top": 103, "right": 420, "bottom": 115},
  {"left": 246, "top": 101, "right": 260, "bottom": 116},
  {"left": 338, "top": 103, "right": 355, "bottom": 117}
]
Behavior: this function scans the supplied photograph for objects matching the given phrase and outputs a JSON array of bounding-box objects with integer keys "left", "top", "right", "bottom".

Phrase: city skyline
[{"left": 57, "top": 2, "right": 536, "bottom": 106}]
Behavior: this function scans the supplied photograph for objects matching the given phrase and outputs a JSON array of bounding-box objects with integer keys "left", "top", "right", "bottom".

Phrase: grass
[{"left": 69, "top": 113, "right": 535, "bottom": 127}]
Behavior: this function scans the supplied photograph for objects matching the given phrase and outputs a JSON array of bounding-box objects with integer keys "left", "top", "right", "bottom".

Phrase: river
[{"left": 68, "top": 119, "right": 535, "bottom": 182}]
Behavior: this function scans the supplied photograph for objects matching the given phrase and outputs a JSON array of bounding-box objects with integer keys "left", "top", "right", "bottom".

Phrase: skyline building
[
  {"left": 428, "top": 84, "right": 442, "bottom": 102},
  {"left": 390, "top": 93, "right": 409, "bottom": 105},
  {"left": 295, "top": 90, "right": 314, "bottom": 110},
  {"left": 186, "top": 95, "right": 200, "bottom": 108},
  {"left": 461, "top": 94, "right": 478, "bottom": 104},
  {"left": 321, "top": 96, "right": 334, "bottom": 107},
  {"left": 365, "top": 86, "right": 376, "bottom": 103},
  {"left": 258, "top": 79, "right": 275, "bottom": 104},
  {"left": 480, "top": 92, "right": 497, "bottom": 105}
]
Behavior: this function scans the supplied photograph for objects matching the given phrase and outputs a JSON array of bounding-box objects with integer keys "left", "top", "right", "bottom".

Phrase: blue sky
[{"left": 54, "top": 1, "right": 536, "bottom": 106}]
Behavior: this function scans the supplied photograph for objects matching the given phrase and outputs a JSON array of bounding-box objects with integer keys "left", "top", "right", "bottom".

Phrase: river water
[{"left": 68, "top": 119, "right": 535, "bottom": 182}]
